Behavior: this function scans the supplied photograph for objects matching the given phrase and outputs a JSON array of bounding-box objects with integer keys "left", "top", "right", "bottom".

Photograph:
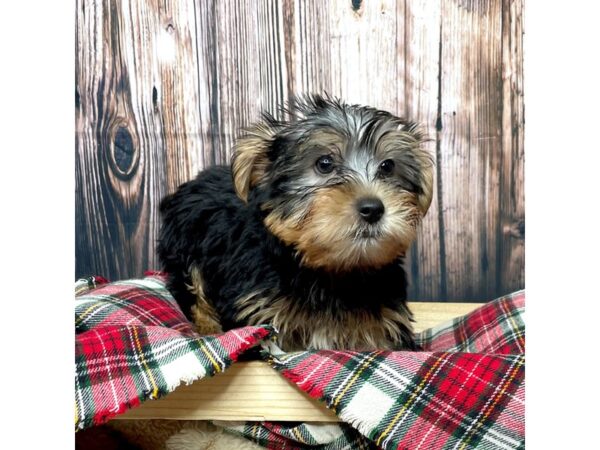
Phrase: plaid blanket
[
  {"left": 75, "top": 274, "right": 524, "bottom": 449},
  {"left": 75, "top": 274, "right": 273, "bottom": 429},
  {"left": 219, "top": 421, "right": 378, "bottom": 449}
]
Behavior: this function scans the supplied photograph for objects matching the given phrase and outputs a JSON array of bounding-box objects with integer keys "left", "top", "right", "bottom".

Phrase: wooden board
[
  {"left": 114, "top": 302, "right": 482, "bottom": 422},
  {"left": 76, "top": 0, "right": 524, "bottom": 302},
  {"left": 115, "top": 361, "right": 339, "bottom": 422}
]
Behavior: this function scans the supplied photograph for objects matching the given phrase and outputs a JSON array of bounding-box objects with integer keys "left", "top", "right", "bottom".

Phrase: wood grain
[
  {"left": 76, "top": 0, "right": 201, "bottom": 277},
  {"left": 115, "top": 360, "right": 341, "bottom": 422},
  {"left": 438, "top": 0, "right": 504, "bottom": 300},
  {"left": 409, "top": 301, "right": 482, "bottom": 332},
  {"left": 75, "top": 0, "right": 524, "bottom": 302},
  {"left": 113, "top": 302, "right": 482, "bottom": 422},
  {"left": 402, "top": 0, "right": 444, "bottom": 301},
  {"left": 499, "top": 0, "right": 525, "bottom": 294}
]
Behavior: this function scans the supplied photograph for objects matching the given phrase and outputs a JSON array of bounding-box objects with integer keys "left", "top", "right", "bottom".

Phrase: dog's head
[{"left": 232, "top": 94, "right": 434, "bottom": 271}]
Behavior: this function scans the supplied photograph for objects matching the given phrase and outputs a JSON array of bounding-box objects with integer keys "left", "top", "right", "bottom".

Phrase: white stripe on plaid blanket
[
  {"left": 230, "top": 329, "right": 253, "bottom": 345},
  {"left": 201, "top": 339, "right": 227, "bottom": 371},
  {"left": 130, "top": 335, "right": 202, "bottom": 361},
  {"left": 76, "top": 277, "right": 181, "bottom": 325},
  {"left": 419, "top": 311, "right": 523, "bottom": 352},
  {"left": 125, "top": 325, "right": 155, "bottom": 394},
  {"left": 296, "top": 356, "right": 330, "bottom": 386},
  {"left": 498, "top": 296, "right": 525, "bottom": 354},
  {"left": 92, "top": 329, "right": 122, "bottom": 413},
  {"left": 379, "top": 357, "right": 521, "bottom": 438},
  {"left": 159, "top": 351, "right": 209, "bottom": 391},
  {"left": 410, "top": 357, "right": 520, "bottom": 450},
  {"left": 330, "top": 352, "right": 382, "bottom": 402},
  {"left": 74, "top": 373, "right": 86, "bottom": 426},
  {"left": 75, "top": 301, "right": 114, "bottom": 326},
  {"left": 379, "top": 355, "right": 454, "bottom": 448},
  {"left": 449, "top": 357, "right": 523, "bottom": 450},
  {"left": 75, "top": 336, "right": 207, "bottom": 376},
  {"left": 76, "top": 294, "right": 167, "bottom": 327},
  {"left": 417, "top": 291, "right": 524, "bottom": 352},
  {"left": 355, "top": 357, "right": 461, "bottom": 430}
]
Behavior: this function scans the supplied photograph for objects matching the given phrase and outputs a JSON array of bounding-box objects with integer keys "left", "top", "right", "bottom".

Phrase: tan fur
[
  {"left": 109, "top": 419, "right": 188, "bottom": 450},
  {"left": 231, "top": 123, "right": 278, "bottom": 202},
  {"left": 186, "top": 265, "right": 222, "bottom": 335},
  {"left": 109, "top": 419, "right": 259, "bottom": 450},
  {"left": 235, "top": 292, "right": 413, "bottom": 351},
  {"left": 265, "top": 182, "right": 422, "bottom": 271},
  {"left": 414, "top": 150, "right": 434, "bottom": 214},
  {"left": 297, "top": 128, "right": 347, "bottom": 153},
  {"left": 167, "top": 424, "right": 262, "bottom": 450}
]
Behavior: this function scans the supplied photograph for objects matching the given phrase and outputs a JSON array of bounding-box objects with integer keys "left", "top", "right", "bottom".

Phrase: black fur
[
  {"left": 158, "top": 95, "right": 433, "bottom": 350},
  {"left": 158, "top": 165, "right": 414, "bottom": 346}
]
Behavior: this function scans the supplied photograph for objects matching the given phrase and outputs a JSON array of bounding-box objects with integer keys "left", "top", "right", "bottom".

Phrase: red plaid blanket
[
  {"left": 262, "top": 292, "right": 525, "bottom": 449},
  {"left": 75, "top": 275, "right": 524, "bottom": 450},
  {"left": 75, "top": 274, "right": 273, "bottom": 429}
]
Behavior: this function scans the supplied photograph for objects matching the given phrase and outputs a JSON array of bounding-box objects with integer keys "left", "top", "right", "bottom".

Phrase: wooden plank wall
[{"left": 75, "top": 0, "right": 524, "bottom": 302}]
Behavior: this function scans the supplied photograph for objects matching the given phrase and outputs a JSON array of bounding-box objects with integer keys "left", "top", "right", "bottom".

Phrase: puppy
[{"left": 158, "top": 94, "right": 433, "bottom": 351}]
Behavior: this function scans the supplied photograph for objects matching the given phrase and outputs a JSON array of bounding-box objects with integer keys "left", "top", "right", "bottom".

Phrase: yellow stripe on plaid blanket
[
  {"left": 75, "top": 302, "right": 106, "bottom": 326},
  {"left": 332, "top": 351, "right": 384, "bottom": 409},
  {"left": 376, "top": 353, "right": 447, "bottom": 446},
  {"left": 132, "top": 327, "right": 159, "bottom": 398},
  {"left": 458, "top": 357, "right": 524, "bottom": 450},
  {"left": 199, "top": 340, "right": 223, "bottom": 373}
]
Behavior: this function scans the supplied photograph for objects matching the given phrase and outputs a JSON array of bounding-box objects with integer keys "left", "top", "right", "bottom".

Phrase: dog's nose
[{"left": 357, "top": 197, "right": 385, "bottom": 224}]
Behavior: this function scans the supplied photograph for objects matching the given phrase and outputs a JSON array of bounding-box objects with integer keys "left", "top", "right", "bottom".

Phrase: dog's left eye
[
  {"left": 315, "top": 155, "right": 335, "bottom": 174},
  {"left": 378, "top": 159, "right": 395, "bottom": 176}
]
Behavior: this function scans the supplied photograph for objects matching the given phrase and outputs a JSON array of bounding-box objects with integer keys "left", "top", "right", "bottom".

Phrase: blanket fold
[
  {"left": 75, "top": 274, "right": 524, "bottom": 450},
  {"left": 75, "top": 274, "right": 273, "bottom": 430},
  {"left": 263, "top": 292, "right": 525, "bottom": 450}
]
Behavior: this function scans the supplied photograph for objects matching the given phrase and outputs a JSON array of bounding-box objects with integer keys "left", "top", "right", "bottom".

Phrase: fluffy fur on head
[{"left": 158, "top": 94, "right": 434, "bottom": 351}]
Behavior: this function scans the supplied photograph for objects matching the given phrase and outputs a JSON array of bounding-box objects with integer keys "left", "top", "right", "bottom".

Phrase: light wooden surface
[
  {"left": 408, "top": 302, "right": 482, "bottom": 333},
  {"left": 115, "top": 302, "right": 482, "bottom": 422},
  {"left": 76, "top": 0, "right": 524, "bottom": 302},
  {"left": 116, "top": 361, "right": 340, "bottom": 422}
]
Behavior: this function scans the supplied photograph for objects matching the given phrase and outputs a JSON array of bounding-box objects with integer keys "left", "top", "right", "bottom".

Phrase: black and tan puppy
[{"left": 158, "top": 94, "right": 433, "bottom": 351}]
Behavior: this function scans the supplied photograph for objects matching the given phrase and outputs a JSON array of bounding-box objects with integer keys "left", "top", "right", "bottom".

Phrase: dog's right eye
[{"left": 315, "top": 155, "right": 335, "bottom": 174}]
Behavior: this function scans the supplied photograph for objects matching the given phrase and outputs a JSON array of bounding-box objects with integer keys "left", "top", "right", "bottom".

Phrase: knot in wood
[{"left": 109, "top": 125, "right": 139, "bottom": 180}]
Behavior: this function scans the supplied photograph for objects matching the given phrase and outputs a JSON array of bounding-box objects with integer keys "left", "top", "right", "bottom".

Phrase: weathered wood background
[{"left": 75, "top": 0, "right": 524, "bottom": 302}]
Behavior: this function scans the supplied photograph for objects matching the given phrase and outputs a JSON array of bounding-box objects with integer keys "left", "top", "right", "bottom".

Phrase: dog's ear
[
  {"left": 232, "top": 121, "right": 279, "bottom": 203},
  {"left": 417, "top": 157, "right": 434, "bottom": 215},
  {"left": 400, "top": 123, "right": 435, "bottom": 216}
]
